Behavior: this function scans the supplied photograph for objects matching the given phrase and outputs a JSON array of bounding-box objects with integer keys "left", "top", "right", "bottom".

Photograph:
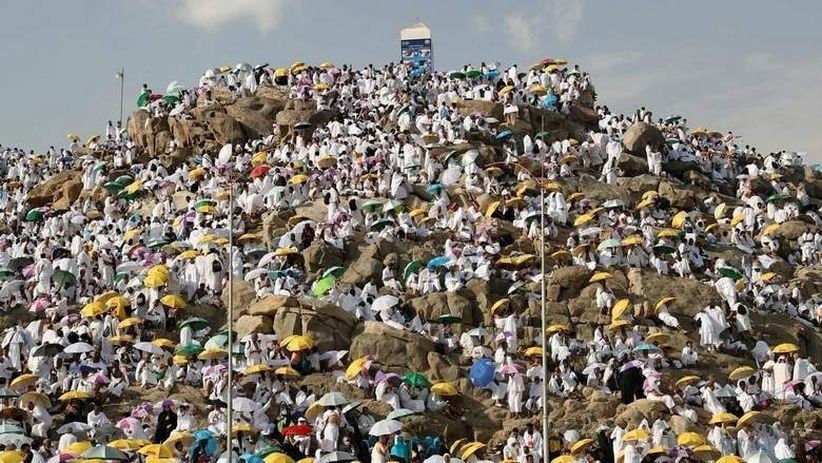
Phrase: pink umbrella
[
  {"left": 116, "top": 416, "right": 140, "bottom": 430},
  {"left": 23, "top": 264, "right": 35, "bottom": 279},
  {"left": 499, "top": 363, "right": 521, "bottom": 375},
  {"left": 92, "top": 373, "right": 110, "bottom": 385},
  {"left": 30, "top": 297, "right": 49, "bottom": 313}
]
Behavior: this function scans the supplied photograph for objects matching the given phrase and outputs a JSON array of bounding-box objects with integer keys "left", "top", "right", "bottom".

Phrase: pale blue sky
[{"left": 1, "top": 1, "right": 821, "bottom": 160}]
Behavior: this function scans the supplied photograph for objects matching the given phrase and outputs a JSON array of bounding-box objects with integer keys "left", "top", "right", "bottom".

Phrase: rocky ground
[{"left": 19, "top": 84, "right": 822, "bottom": 446}]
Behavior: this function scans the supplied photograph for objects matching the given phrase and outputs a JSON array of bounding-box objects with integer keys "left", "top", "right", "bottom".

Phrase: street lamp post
[
  {"left": 227, "top": 183, "right": 235, "bottom": 462},
  {"left": 540, "top": 117, "right": 550, "bottom": 463},
  {"left": 116, "top": 67, "right": 125, "bottom": 126}
]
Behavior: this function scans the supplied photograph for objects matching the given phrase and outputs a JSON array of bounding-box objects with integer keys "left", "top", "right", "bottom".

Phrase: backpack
[{"left": 212, "top": 259, "right": 222, "bottom": 272}]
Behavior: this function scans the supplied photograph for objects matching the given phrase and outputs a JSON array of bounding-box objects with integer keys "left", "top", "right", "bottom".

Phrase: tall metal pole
[
  {"left": 227, "top": 183, "right": 234, "bottom": 462},
  {"left": 118, "top": 67, "right": 125, "bottom": 126},
  {"left": 540, "top": 117, "right": 550, "bottom": 463}
]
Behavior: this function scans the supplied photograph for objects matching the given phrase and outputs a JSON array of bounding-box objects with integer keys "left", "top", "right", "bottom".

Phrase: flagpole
[
  {"left": 540, "top": 116, "right": 550, "bottom": 463},
  {"left": 227, "top": 182, "right": 234, "bottom": 462},
  {"left": 118, "top": 67, "right": 125, "bottom": 126}
]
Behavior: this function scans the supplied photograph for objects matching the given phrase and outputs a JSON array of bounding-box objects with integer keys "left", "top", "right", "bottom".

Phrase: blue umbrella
[
  {"left": 484, "top": 69, "right": 500, "bottom": 79},
  {"left": 427, "top": 256, "right": 451, "bottom": 269},
  {"left": 470, "top": 358, "right": 496, "bottom": 387},
  {"left": 495, "top": 129, "right": 513, "bottom": 140},
  {"left": 633, "top": 342, "right": 660, "bottom": 353},
  {"left": 542, "top": 94, "right": 558, "bottom": 109},
  {"left": 192, "top": 429, "right": 218, "bottom": 456},
  {"left": 241, "top": 455, "right": 263, "bottom": 463},
  {"left": 426, "top": 183, "right": 445, "bottom": 194}
]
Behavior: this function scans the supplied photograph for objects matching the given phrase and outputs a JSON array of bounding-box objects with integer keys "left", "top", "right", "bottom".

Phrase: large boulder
[
  {"left": 617, "top": 153, "right": 649, "bottom": 177},
  {"left": 622, "top": 122, "right": 665, "bottom": 155},
  {"left": 457, "top": 100, "right": 503, "bottom": 120},
  {"left": 658, "top": 179, "right": 696, "bottom": 210},
  {"left": 191, "top": 105, "right": 246, "bottom": 145},
  {"left": 407, "top": 291, "right": 479, "bottom": 326},
  {"left": 576, "top": 176, "right": 630, "bottom": 204},
  {"left": 349, "top": 321, "right": 435, "bottom": 372},
  {"left": 340, "top": 254, "right": 383, "bottom": 285},
  {"left": 302, "top": 242, "right": 344, "bottom": 274},
  {"left": 550, "top": 266, "right": 593, "bottom": 293},
  {"left": 773, "top": 220, "right": 816, "bottom": 241},
  {"left": 626, "top": 268, "right": 719, "bottom": 317},
  {"left": 26, "top": 171, "right": 82, "bottom": 208},
  {"left": 619, "top": 174, "right": 661, "bottom": 200},
  {"left": 272, "top": 299, "right": 357, "bottom": 351},
  {"left": 246, "top": 294, "right": 297, "bottom": 317},
  {"left": 225, "top": 96, "right": 285, "bottom": 137},
  {"left": 235, "top": 315, "right": 273, "bottom": 336},
  {"left": 220, "top": 280, "right": 257, "bottom": 317}
]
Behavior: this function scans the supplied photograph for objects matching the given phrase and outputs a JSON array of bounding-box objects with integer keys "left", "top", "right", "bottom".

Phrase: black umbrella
[
  {"left": 32, "top": 343, "right": 63, "bottom": 357},
  {"left": 7, "top": 257, "right": 32, "bottom": 273},
  {"left": 52, "top": 248, "right": 71, "bottom": 259}
]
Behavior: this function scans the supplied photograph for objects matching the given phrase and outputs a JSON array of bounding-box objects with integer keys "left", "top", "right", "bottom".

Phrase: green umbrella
[
  {"left": 52, "top": 270, "right": 77, "bottom": 286},
  {"left": 148, "top": 238, "right": 170, "bottom": 250},
  {"left": 718, "top": 267, "right": 744, "bottom": 280},
  {"left": 312, "top": 275, "right": 336, "bottom": 297},
  {"left": 465, "top": 70, "right": 482, "bottom": 79},
  {"left": 25, "top": 209, "right": 44, "bottom": 222},
  {"left": 441, "top": 150, "right": 459, "bottom": 165},
  {"left": 766, "top": 194, "right": 784, "bottom": 203},
  {"left": 103, "top": 181, "right": 123, "bottom": 192},
  {"left": 404, "top": 164, "right": 421, "bottom": 171},
  {"left": 162, "top": 95, "right": 180, "bottom": 105},
  {"left": 180, "top": 318, "right": 209, "bottom": 331},
  {"left": 448, "top": 71, "right": 466, "bottom": 79},
  {"left": 204, "top": 333, "right": 228, "bottom": 349},
  {"left": 535, "top": 131, "right": 551, "bottom": 140},
  {"left": 256, "top": 445, "right": 284, "bottom": 458},
  {"left": 245, "top": 246, "right": 267, "bottom": 258},
  {"left": 117, "top": 190, "right": 139, "bottom": 201},
  {"left": 175, "top": 342, "right": 204, "bottom": 356},
  {"left": 322, "top": 266, "right": 345, "bottom": 279},
  {"left": 92, "top": 162, "right": 107, "bottom": 174},
  {"left": 81, "top": 445, "right": 129, "bottom": 461},
  {"left": 361, "top": 200, "right": 383, "bottom": 213},
  {"left": 435, "top": 314, "right": 462, "bottom": 325},
  {"left": 665, "top": 138, "right": 680, "bottom": 146},
  {"left": 653, "top": 245, "right": 675, "bottom": 255},
  {"left": 0, "top": 424, "right": 24, "bottom": 434},
  {"left": 114, "top": 175, "right": 134, "bottom": 186},
  {"left": 114, "top": 272, "right": 130, "bottom": 282},
  {"left": 370, "top": 219, "right": 395, "bottom": 231},
  {"left": 136, "top": 92, "right": 150, "bottom": 108},
  {"left": 195, "top": 199, "right": 216, "bottom": 209},
  {"left": 0, "top": 268, "right": 16, "bottom": 278},
  {"left": 663, "top": 116, "right": 682, "bottom": 124},
  {"left": 403, "top": 261, "right": 422, "bottom": 281},
  {"left": 402, "top": 372, "right": 431, "bottom": 388}
]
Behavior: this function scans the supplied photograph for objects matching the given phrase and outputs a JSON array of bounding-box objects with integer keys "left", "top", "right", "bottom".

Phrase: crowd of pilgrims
[{"left": 0, "top": 56, "right": 818, "bottom": 463}]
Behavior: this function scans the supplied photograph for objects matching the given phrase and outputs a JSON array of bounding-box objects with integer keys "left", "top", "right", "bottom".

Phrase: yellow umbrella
[
  {"left": 729, "top": 366, "right": 756, "bottom": 381},
  {"left": 244, "top": 364, "right": 272, "bottom": 375},
  {"left": 144, "top": 273, "right": 168, "bottom": 288},
  {"left": 178, "top": 250, "right": 200, "bottom": 260},
  {"left": 490, "top": 298, "right": 510, "bottom": 315},
  {"left": 676, "top": 432, "right": 705, "bottom": 447},
  {"left": 560, "top": 154, "right": 579, "bottom": 165},
  {"left": 345, "top": 356, "right": 371, "bottom": 379},
  {"left": 636, "top": 198, "right": 655, "bottom": 209},
  {"left": 264, "top": 454, "right": 295, "bottom": 463},
  {"left": 622, "top": 428, "right": 650, "bottom": 442},
  {"left": 657, "top": 229, "right": 679, "bottom": 238},
  {"left": 152, "top": 338, "right": 176, "bottom": 349},
  {"left": 198, "top": 349, "right": 227, "bottom": 360},
  {"left": 319, "top": 61, "right": 334, "bottom": 69},
  {"left": 0, "top": 452, "right": 24, "bottom": 463},
  {"left": 567, "top": 192, "right": 585, "bottom": 202},
  {"left": 573, "top": 213, "right": 594, "bottom": 227},
  {"left": 296, "top": 459, "right": 314, "bottom": 463},
  {"left": 173, "top": 355, "right": 189, "bottom": 365},
  {"left": 313, "top": 82, "right": 329, "bottom": 91},
  {"left": 280, "top": 334, "right": 314, "bottom": 351},
  {"left": 550, "top": 456, "right": 574, "bottom": 463},
  {"left": 10, "top": 373, "right": 39, "bottom": 390},
  {"left": 550, "top": 250, "right": 571, "bottom": 261},
  {"left": 709, "top": 412, "right": 738, "bottom": 425},
  {"left": 67, "top": 133, "right": 80, "bottom": 142},
  {"left": 546, "top": 323, "right": 569, "bottom": 334},
  {"left": 275, "top": 366, "right": 302, "bottom": 378},
  {"left": 655, "top": 297, "right": 676, "bottom": 312},
  {"left": 109, "top": 439, "right": 151, "bottom": 451},
  {"left": 730, "top": 213, "right": 746, "bottom": 227},
  {"left": 196, "top": 205, "right": 217, "bottom": 214},
  {"left": 612, "top": 299, "right": 631, "bottom": 320},
  {"left": 124, "top": 180, "right": 143, "bottom": 195},
  {"left": 714, "top": 202, "right": 728, "bottom": 220},
  {"left": 238, "top": 233, "right": 260, "bottom": 243},
  {"left": 621, "top": 235, "right": 644, "bottom": 246},
  {"left": 409, "top": 208, "right": 428, "bottom": 219},
  {"left": 290, "top": 174, "right": 309, "bottom": 184},
  {"left": 274, "top": 68, "right": 288, "bottom": 77},
  {"left": 138, "top": 444, "right": 174, "bottom": 458},
  {"left": 86, "top": 135, "right": 100, "bottom": 146},
  {"left": 674, "top": 375, "right": 701, "bottom": 388},
  {"left": 692, "top": 445, "right": 719, "bottom": 457},
  {"left": 59, "top": 390, "right": 91, "bottom": 401},
  {"left": 499, "top": 85, "right": 515, "bottom": 96},
  {"left": 123, "top": 228, "right": 143, "bottom": 242},
  {"left": 737, "top": 411, "right": 765, "bottom": 427},
  {"left": 106, "top": 295, "right": 130, "bottom": 310},
  {"left": 773, "top": 342, "right": 800, "bottom": 354},
  {"left": 460, "top": 443, "right": 486, "bottom": 460},
  {"left": 19, "top": 391, "right": 51, "bottom": 409},
  {"left": 81, "top": 301, "right": 108, "bottom": 318},
  {"left": 523, "top": 347, "right": 544, "bottom": 357},
  {"left": 118, "top": 317, "right": 143, "bottom": 329},
  {"left": 762, "top": 223, "right": 780, "bottom": 235},
  {"left": 317, "top": 155, "right": 337, "bottom": 168},
  {"left": 529, "top": 84, "right": 547, "bottom": 96},
  {"left": 716, "top": 457, "right": 744, "bottom": 463},
  {"left": 251, "top": 151, "right": 268, "bottom": 166},
  {"left": 274, "top": 247, "right": 299, "bottom": 257},
  {"left": 671, "top": 211, "right": 688, "bottom": 228},
  {"left": 163, "top": 431, "right": 194, "bottom": 448},
  {"left": 608, "top": 319, "right": 631, "bottom": 331},
  {"left": 94, "top": 290, "right": 120, "bottom": 304},
  {"left": 589, "top": 272, "right": 612, "bottom": 283},
  {"left": 570, "top": 438, "right": 595, "bottom": 455},
  {"left": 290, "top": 61, "right": 306, "bottom": 70},
  {"left": 646, "top": 447, "right": 668, "bottom": 456},
  {"left": 449, "top": 439, "right": 468, "bottom": 456},
  {"left": 430, "top": 382, "right": 459, "bottom": 396},
  {"left": 160, "top": 294, "right": 187, "bottom": 309},
  {"left": 108, "top": 335, "right": 135, "bottom": 345},
  {"left": 188, "top": 167, "right": 207, "bottom": 180}
]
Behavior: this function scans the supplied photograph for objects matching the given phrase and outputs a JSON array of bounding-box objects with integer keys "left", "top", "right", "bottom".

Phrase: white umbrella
[
  {"left": 748, "top": 451, "right": 772, "bottom": 463},
  {"left": 116, "top": 262, "right": 144, "bottom": 274},
  {"left": 317, "top": 452, "right": 355, "bottom": 463},
  {"left": 133, "top": 342, "right": 165, "bottom": 356},
  {"left": 371, "top": 295, "right": 399, "bottom": 313},
  {"left": 244, "top": 268, "right": 268, "bottom": 281},
  {"left": 57, "top": 422, "right": 93, "bottom": 433},
  {"left": 166, "top": 81, "right": 186, "bottom": 94},
  {"left": 368, "top": 419, "right": 402, "bottom": 436},
  {"left": 217, "top": 143, "right": 232, "bottom": 167},
  {"left": 232, "top": 397, "right": 257, "bottom": 413},
  {"left": 0, "top": 280, "right": 25, "bottom": 299},
  {"left": 317, "top": 392, "right": 349, "bottom": 407},
  {"left": 258, "top": 252, "right": 278, "bottom": 268},
  {"left": 65, "top": 342, "right": 95, "bottom": 354},
  {"left": 0, "top": 434, "right": 32, "bottom": 446}
]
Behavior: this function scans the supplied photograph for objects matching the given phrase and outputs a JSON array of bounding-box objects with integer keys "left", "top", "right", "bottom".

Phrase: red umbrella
[
  {"left": 250, "top": 165, "right": 271, "bottom": 178},
  {"left": 281, "top": 424, "right": 312, "bottom": 437}
]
